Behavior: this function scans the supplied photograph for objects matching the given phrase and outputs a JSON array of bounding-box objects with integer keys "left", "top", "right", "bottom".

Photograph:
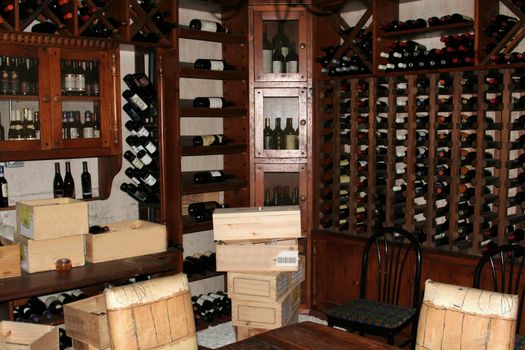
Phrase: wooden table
[{"left": 217, "top": 321, "right": 398, "bottom": 349}]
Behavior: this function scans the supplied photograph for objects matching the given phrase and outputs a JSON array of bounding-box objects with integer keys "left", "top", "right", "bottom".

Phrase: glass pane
[
  {"left": 263, "top": 171, "right": 299, "bottom": 206},
  {"left": 0, "top": 55, "right": 40, "bottom": 141},
  {"left": 262, "top": 19, "right": 299, "bottom": 74},
  {"left": 262, "top": 96, "right": 299, "bottom": 150},
  {"left": 60, "top": 101, "right": 101, "bottom": 140},
  {"left": 60, "top": 59, "right": 100, "bottom": 97}
]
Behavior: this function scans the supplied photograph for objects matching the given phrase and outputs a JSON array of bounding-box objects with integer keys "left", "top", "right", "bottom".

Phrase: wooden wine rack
[{"left": 315, "top": 67, "right": 525, "bottom": 255}]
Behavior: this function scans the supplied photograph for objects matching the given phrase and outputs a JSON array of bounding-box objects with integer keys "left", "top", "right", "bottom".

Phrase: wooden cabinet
[{"left": 249, "top": 3, "right": 313, "bottom": 307}]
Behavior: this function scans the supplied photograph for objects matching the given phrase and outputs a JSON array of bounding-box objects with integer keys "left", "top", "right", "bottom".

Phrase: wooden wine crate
[
  {"left": 0, "top": 244, "right": 21, "bottom": 279},
  {"left": 213, "top": 206, "right": 302, "bottom": 241},
  {"left": 235, "top": 307, "right": 299, "bottom": 341},
  {"left": 0, "top": 321, "right": 59, "bottom": 349},
  {"left": 15, "top": 233, "right": 85, "bottom": 273},
  {"left": 85, "top": 220, "right": 167, "bottom": 263},
  {"left": 231, "top": 284, "right": 301, "bottom": 329},
  {"left": 227, "top": 255, "right": 305, "bottom": 302},
  {"left": 63, "top": 294, "right": 110, "bottom": 350},
  {"left": 216, "top": 239, "right": 299, "bottom": 272},
  {"left": 16, "top": 198, "right": 89, "bottom": 240},
  {"left": 71, "top": 338, "right": 110, "bottom": 350}
]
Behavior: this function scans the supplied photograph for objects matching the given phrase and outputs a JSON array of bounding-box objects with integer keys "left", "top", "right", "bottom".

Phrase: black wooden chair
[
  {"left": 326, "top": 227, "right": 422, "bottom": 348},
  {"left": 473, "top": 243, "right": 525, "bottom": 350}
]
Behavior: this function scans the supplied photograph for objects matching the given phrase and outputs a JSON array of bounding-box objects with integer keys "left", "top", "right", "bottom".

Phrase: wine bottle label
[
  {"left": 209, "top": 170, "right": 222, "bottom": 177},
  {"left": 131, "top": 158, "right": 144, "bottom": 169},
  {"left": 75, "top": 74, "right": 86, "bottom": 91},
  {"left": 145, "top": 142, "right": 157, "bottom": 153},
  {"left": 209, "top": 60, "right": 225, "bottom": 71},
  {"left": 272, "top": 61, "right": 283, "bottom": 73},
  {"left": 263, "top": 50, "right": 272, "bottom": 74},
  {"left": 281, "top": 47, "right": 289, "bottom": 58},
  {"left": 195, "top": 296, "right": 208, "bottom": 306},
  {"left": 200, "top": 20, "right": 219, "bottom": 32},
  {"left": 207, "top": 98, "right": 223, "bottom": 109},
  {"left": 286, "top": 60, "right": 298, "bottom": 74},
  {"left": 143, "top": 174, "right": 157, "bottom": 186},
  {"left": 285, "top": 135, "right": 296, "bottom": 149},
  {"left": 136, "top": 126, "right": 149, "bottom": 137},
  {"left": 83, "top": 127, "right": 94, "bottom": 138},
  {"left": 64, "top": 74, "right": 75, "bottom": 91},
  {"left": 70, "top": 127, "right": 79, "bottom": 139},
  {"left": 276, "top": 250, "right": 298, "bottom": 266},
  {"left": 94, "top": 129, "right": 101, "bottom": 138},
  {"left": 129, "top": 93, "right": 148, "bottom": 111},
  {"left": 130, "top": 145, "right": 141, "bottom": 154},
  {"left": 130, "top": 176, "right": 141, "bottom": 185},
  {"left": 35, "top": 130, "right": 40, "bottom": 139},
  {"left": 1, "top": 183, "right": 7, "bottom": 198},
  {"left": 340, "top": 175, "right": 350, "bottom": 184},
  {"left": 201, "top": 135, "right": 216, "bottom": 146},
  {"left": 140, "top": 153, "right": 153, "bottom": 165}
]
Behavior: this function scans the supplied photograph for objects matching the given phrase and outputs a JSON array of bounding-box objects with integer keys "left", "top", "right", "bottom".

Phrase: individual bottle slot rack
[{"left": 315, "top": 68, "right": 525, "bottom": 255}]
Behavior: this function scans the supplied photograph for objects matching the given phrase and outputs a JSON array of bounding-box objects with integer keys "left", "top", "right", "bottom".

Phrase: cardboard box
[
  {"left": 64, "top": 294, "right": 110, "bottom": 350},
  {"left": 15, "top": 233, "right": 85, "bottom": 273},
  {"left": 85, "top": 220, "right": 166, "bottom": 263},
  {"left": 231, "top": 284, "right": 301, "bottom": 329},
  {"left": 71, "top": 338, "right": 109, "bottom": 350},
  {"left": 0, "top": 321, "right": 59, "bottom": 349},
  {"left": 213, "top": 206, "right": 302, "bottom": 241},
  {"left": 0, "top": 244, "right": 21, "bottom": 279},
  {"left": 227, "top": 256, "right": 305, "bottom": 302},
  {"left": 16, "top": 198, "right": 88, "bottom": 240},
  {"left": 216, "top": 239, "right": 299, "bottom": 272},
  {"left": 235, "top": 307, "right": 299, "bottom": 341}
]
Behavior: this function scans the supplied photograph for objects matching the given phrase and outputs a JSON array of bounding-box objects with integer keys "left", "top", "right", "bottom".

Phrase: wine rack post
[
  {"left": 403, "top": 75, "right": 417, "bottom": 233},
  {"left": 349, "top": 79, "right": 360, "bottom": 234},
  {"left": 385, "top": 77, "right": 397, "bottom": 227},
  {"left": 366, "top": 77, "right": 377, "bottom": 235},
  {"left": 425, "top": 73, "right": 438, "bottom": 245}
]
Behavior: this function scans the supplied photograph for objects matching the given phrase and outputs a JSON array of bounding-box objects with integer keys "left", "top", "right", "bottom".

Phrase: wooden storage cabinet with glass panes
[
  {"left": 249, "top": 3, "right": 313, "bottom": 307},
  {"left": 0, "top": 43, "right": 120, "bottom": 160}
]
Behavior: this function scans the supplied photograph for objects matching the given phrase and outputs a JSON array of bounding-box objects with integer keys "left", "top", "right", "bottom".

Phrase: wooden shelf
[
  {"left": 0, "top": 252, "right": 178, "bottom": 303},
  {"left": 179, "top": 63, "right": 247, "bottom": 80},
  {"left": 0, "top": 95, "right": 38, "bottom": 101},
  {"left": 181, "top": 172, "right": 247, "bottom": 195},
  {"left": 181, "top": 141, "right": 247, "bottom": 156},
  {"left": 179, "top": 26, "right": 246, "bottom": 44},
  {"left": 61, "top": 95, "right": 101, "bottom": 101},
  {"left": 182, "top": 215, "right": 213, "bottom": 233},
  {"left": 379, "top": 22, "right": 474, "bottom": 39}
]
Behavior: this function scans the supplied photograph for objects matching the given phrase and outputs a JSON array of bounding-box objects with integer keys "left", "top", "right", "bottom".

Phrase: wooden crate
[
  {"left": 231, "top": 284, "right": 301, "bottom": 329},
  {"left": 0, "top": 321, "right": 59, "bottom": 349},
  {"left": 71, "top": 338, "right": 110, "bottom": 350},
  {"left": 0, "top": 244, "right": 21, "bottom": 279},
  {"left": 16, "top": 198, "right": 88, "bottom": 240},
  {"left": 85, "top": 220, "right": 167, "bottom": 263},
  {"left": 227, "top": 256, "right": 305, "bottom": 302},
  {"left": 235, "top": 306, "right": 299, "bottom": 341},
  {"left": 213, "top": 206, "right": 302, "bottom": 241},
  {"left": 15, "top": 233, "right": 85, "bottom": 273},
  {"left": 216, "top": 239, "right": 299, "bottom": 272},
  {"left": 64, "top": 294, "right": 110, "bottom": 350}
]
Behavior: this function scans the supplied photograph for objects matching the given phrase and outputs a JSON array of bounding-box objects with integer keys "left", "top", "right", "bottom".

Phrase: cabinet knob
[
  {"left": 353, "top": 280, "right": 360, "bottom": 287},
  {"left": 300, "top": 195, "right": 306, "bottom": 202},
  {"left": 42, "top": 95, "right": 50, "bottom": 103},
  {"left": 300, "top": 43, "right": 306, "bottom": 49},
  {"left": 53, "top": 95, "right": 60, "bottom": 103},
  {"left": 300, "top": 119, "right": 306, "bottom": 126}
]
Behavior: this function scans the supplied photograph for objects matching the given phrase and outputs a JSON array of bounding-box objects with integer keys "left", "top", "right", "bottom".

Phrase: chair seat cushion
[
  {"left": 327, "top": 298, "right": 416, "bottom": 330},
  {"left": 515, "top": 334, "right": 525, "bottom": 350}
]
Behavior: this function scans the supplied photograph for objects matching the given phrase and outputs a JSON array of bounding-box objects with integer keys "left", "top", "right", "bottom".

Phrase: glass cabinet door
[
  {"left": 0, "top": 50, "right": 42, "bottom": 152},
  {"left": 253, "top": 9, "right": 308, "bottom": 82},
  {"left": 254, "top": 87, "right": 308, "bottom": 158},
  {"left": 53, "top": 50, "right": 111, "bottom": 150}
]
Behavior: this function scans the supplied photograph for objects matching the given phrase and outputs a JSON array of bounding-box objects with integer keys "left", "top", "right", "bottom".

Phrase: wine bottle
[
  {"left": 193, "top": 170, "right": 233, "bottom": 184},
  {"left": 283, "top": 117, "right": 296, "bottom": 150},
  {"left": 53, "top": 162, "right": 65, "bottom": 198},
  {"left": 189, "top": 19, "right": 226, "bottom": 33},
  {"left": 194, "top": 59, "right": 233, "bottom": 71},
  {"left": 45, "top": 296, "right": 63, "bottom": 315},
  {"left": 58, "top": 292, "right": 75, "bottom": 305},
  {"left": 188, "top": 201, "right": 222, "bottom": 217},
  {"left": 123, "top": 150, "right": 145, "bottom": 169},
  {"left": 31, "top": 21, "right": 60, "bottom": 34},
  {"left": 123, "top": 89, "right": 158, "bottom": 117},
  {"left": 0, "top": 165, "right": 7, "bottom": 208},
  {"left": 192, "top": 134, "right": 227, "bottom": 147},
  {"left": 272, "top": 42, "right": 285, "bottom": 73},
  {"left": 192, "top": 97, "right": 230, "bottom": 108},
  {"left": 272, "top": 21, "right": 290, "bottom": 59},
  {"left": 286, "top": 42, "right": 299, "bottom": 74},
  {"left": 263, "top": 118, "right": 274, "bottom": 149},
  {"left": 81, "top": 161, "right": 93, "bottom": 199},
  {"left": 64, "top": 161, "right": 75, "bottom": 198},
  {"left": 273, "top": 117, "right": 285, "bottom": 149}
]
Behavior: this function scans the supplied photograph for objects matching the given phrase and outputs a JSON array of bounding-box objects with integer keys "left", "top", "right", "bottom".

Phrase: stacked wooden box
[
  {"left": 213, "top": 206, "right": 304, "bottom": 341},
  {"left": 15, "top": 198, "right": 88, "bottom": 273},
  {"left": 0, "top": 321, "right": 59, "bottom": 349}
]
